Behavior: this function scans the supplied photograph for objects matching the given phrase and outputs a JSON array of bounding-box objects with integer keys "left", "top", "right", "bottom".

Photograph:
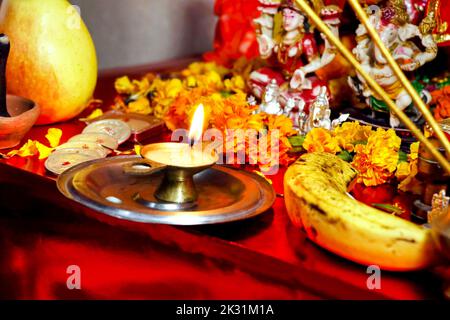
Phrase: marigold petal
[{"left": 45, "top": 128, "right": 63, "bottom": 148}]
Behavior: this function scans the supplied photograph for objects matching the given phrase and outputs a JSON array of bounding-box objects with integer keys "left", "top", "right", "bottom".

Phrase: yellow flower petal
[
  {"left": 45, "top": 128, "right": 63, "bottom": 148},
  {"left": 133, "top": 78, "right": 150, "bottom": 93},
  {"left": 134, "top": 144, "right": 142, "bottom": 156},
  {"left": 35, "top": 142, "right": 54, "bottom": 160},
  {"left": 166, "top": 79, "right": 183, "bottom": 98},
  {"left": 7, "top": 140, "right": 38, "bottom": 158},
  {"left": 85, "top": 108, "right": 103, "bottom": 121},
  {"left": 395, "top": 161, "right": 411, "bottom": 180}
]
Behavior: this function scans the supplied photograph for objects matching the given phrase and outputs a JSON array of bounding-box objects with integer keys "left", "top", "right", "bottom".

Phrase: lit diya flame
[
  {"left": 188, "top": 104, "right": 204, "bottom": 147},
  {"left": 142, "top": 103, "right": 216, "bottom": 168}
]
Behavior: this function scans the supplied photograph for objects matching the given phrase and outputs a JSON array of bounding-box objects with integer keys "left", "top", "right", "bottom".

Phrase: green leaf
[
  {"left": 288, "top": 146, "right": 304, "bottom": 154},
  {"left": 220, "top": 91, "right": 233, "bottom": 98},
  {"left": 337, "top": 150, "right": 353, "bottom": 162},
  {"left": 398, "top": 150, "right": 408, "bottom": 163},
  {"left": 353, "top": 140, "right": 367, "bottom": 146},
  {"left": 288, "top": 135, "right": 306, "bottom": 147},
  {"left": 372, "top": 203, "right": 403, "bottom": 215}
]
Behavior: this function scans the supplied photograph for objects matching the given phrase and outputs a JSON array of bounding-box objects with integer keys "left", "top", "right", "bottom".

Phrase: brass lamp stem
[{"left": 294, "top": 0, "right": 450, "bottom": 174}]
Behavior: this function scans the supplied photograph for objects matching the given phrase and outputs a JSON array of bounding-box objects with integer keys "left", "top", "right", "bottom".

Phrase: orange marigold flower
[
  {"left": 333, "top": 121, "right": 373, "bottom": 152},
  {"left": 246, "top": 113, "right": 266, "bottom": 131},
  {"left": 303, "top": 128, "right": 341, "bottom": 154},
  {"left": 431, "top": 86, "right": 450, "bottom": 121},
  {"left": 266, "top": 114, "right": 297, "bottom": 137},
  {"left": 116, "top": 61, "right": 300, "bottom": 171},
  {"left": 164, "top": 87, "right": 208, "bottom": 131},
  {"left": 352, "top": 128, "right": 401, "bottom": 186}
]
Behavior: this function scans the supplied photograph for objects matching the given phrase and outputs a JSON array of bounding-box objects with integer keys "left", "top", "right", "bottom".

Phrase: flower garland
[
  {"left": 299, "top": 122, "right": 419, "bottom": 189},
  {"left": 113, "top": 61, "right": 298, "bottom": 171},
  {"left": 112, "top": 61, "right": 422, "bottom": 187},
  {"left": 113, "top": 62, "right": 240, "bottom": 118}
]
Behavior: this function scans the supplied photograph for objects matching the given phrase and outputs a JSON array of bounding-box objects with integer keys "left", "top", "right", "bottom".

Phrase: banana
[{"left": 284, "top": 152, "right": 438, "bottom": 271}]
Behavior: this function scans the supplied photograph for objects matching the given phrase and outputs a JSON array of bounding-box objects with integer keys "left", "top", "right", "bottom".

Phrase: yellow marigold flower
[
  {"left": 186, "top": 75, "right": 197, "bottom": 87},
  {"left": 115, "top": 76, "right": 136, "bottom": 95},
  {"left": 128, "top": 97, "right": 152, "bottom": 115},
  {"left": 182, "top": 62, "right": 202, "bottom": 76},
  {"left": 181, "top": 62, "right": 207, "bottom": 77},
  {"left": 210, "top": 92, "right": 223, "bottom": 102},
  {"left": 303, "top": 128, "right": 341, "bottom": 154},
  {"left": 150, "top": 78, "right": 184, "bottom": 117},
  {"left": 203, "top": 71, "right": 223, "bottom": 89},
  {"left": 352, "top": 128, "right": 401, "bottom": 186},
  {"left": 45, "top": 128, "right": 63, "bottom": 148},
  {"left": 132, "top": 77, "right": 150, "bottom": 94},
  {"left": 165, "top": 79, "right": 183, "bottom": 98},
  {"left": 409, "top": 142, "right": 419, "bottom": 161},
  {"left": 181, "top": 62, "right": 229, "bottom": 77},
  {"left": 396, "top": 142, "right": 421, "bottom": 193},
  {"left": 153, "top": 104, "right": 167, "bottom": 119},
  {"left": 152, "top": 78, "right": 183, "bottom": 99},
  {"left": 204, "top": 62, "right": 229, "bottom": 76},
  {"left": 149, "top": 77, "right": 164, "bottom": 91},
  {"left": 333, "top": 121, "right": 372, "bottom": 152},
  {"left": 224, "top": 75, "right": 246, "bottom": 92}
]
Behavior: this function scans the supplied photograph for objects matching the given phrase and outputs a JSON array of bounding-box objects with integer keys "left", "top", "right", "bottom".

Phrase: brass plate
[{"left": 57, "top": 156, "right": 275, "bottom": 225}]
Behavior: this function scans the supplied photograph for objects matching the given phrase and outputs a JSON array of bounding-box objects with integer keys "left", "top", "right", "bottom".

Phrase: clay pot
[{"left": 0, "top": 94, "right": 40, "bottom": 149}]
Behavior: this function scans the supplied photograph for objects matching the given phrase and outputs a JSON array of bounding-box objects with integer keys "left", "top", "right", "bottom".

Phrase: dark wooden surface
[{"left": 0, "top": 57, "right": 445, "bottom": 299}]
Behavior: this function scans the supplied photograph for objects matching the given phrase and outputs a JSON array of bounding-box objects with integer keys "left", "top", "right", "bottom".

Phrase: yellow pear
[{"left": 0, "top": 0, "right": 98, "bottom": 124}]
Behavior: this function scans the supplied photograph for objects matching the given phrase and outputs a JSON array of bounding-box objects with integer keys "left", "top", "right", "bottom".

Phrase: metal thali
[{"left": 57, "top": 156, "right": 275, "bottom": 225}]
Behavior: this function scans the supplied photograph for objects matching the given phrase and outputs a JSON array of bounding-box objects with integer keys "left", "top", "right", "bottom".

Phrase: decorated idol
[
  {"left": 349, "top": 0, "right": 442, "bottom": 127},
  {"left": 258, "top": 79, "right": 284, "bottom": 115},
  {"left": 250, "top": 0, "right": 341, "bottom": 113}
]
